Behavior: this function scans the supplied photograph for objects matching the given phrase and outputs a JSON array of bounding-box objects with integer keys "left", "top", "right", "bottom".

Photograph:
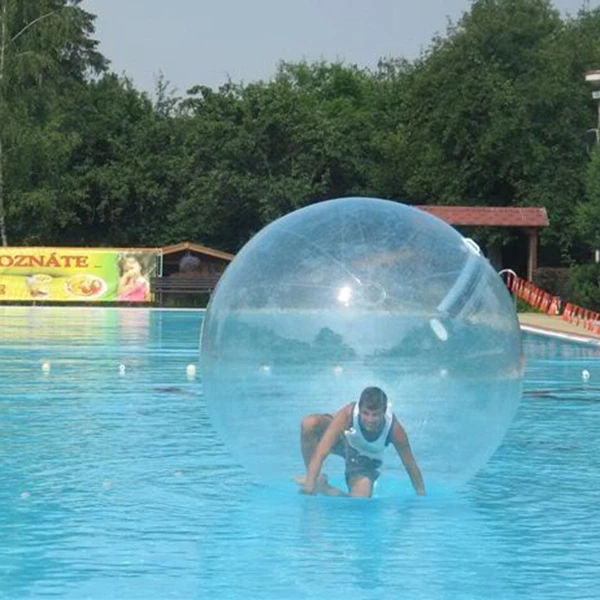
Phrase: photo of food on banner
[{"left": 25, "top": 273, "right": 53, "bottom": 298}]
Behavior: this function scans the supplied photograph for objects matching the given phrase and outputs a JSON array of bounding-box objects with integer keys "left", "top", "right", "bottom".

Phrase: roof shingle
[{"left": 415, "top": 206, "right": 549, "bottom": 227}]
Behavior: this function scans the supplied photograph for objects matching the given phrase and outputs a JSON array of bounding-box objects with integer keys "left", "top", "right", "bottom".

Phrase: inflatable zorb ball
[{"left": 200, "top": 198, "right": 522, "bottom": 490}]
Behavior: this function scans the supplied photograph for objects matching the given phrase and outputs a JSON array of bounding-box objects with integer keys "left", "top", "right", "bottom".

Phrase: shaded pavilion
[
  {"left": 160, "top": 241, "right": 234, "bottom": 277},
  {"left": 416, "top": 206, "right": 550, "bottom": 281}
]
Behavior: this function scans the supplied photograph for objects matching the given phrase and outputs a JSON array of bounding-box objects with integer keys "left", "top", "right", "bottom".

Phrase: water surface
[{"left": 0, "top": 308, "right": 598, "bottom": 599}]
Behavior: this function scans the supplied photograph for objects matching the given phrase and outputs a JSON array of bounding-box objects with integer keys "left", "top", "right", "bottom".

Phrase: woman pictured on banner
[{"left": 117, "top": 254, "right": 151, "bottom": 302}]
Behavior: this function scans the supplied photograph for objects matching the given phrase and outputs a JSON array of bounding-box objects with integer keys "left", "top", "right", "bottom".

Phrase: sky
[{"left": 81, "top": 0, "right": 595, "bottom": 95}]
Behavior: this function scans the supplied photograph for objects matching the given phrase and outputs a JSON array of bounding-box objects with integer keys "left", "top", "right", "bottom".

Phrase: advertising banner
[{"left": 0, "top": 248, "right": 161, "bottom": 303}]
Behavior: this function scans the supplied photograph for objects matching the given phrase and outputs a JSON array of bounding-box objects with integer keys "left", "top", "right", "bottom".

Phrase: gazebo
[
  {"left": 416, "top": 206, "right": 549, "bottom": 281},
  {"left": 160, "top": 241, "right": 234, "bottom": 277},
  {"left": 150, "top": 241, "right": 235, "bottom": 304}
]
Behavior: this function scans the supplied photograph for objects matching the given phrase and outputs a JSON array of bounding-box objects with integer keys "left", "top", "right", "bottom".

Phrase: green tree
[
  {"left": 0, "top": 0, "right": 105, "bottom": 245},
  {"left": 571, "top": 9, "right": 600, "bottom": 260},
  {"left": 172, "top": 61, "right": 390, "bottom": 251},
  {"left": 52, "top": 74, "right": 161, "bottom": 246},
  {"left": 575, "top": 145, "right": 600, "bottom": 255},
  {"left": 396, "top": 0, "right": 595, "bottom": 265}
]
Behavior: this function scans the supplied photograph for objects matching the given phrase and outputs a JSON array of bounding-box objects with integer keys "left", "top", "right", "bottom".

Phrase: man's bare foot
[
  {"left": 293, "top": 474, "right": 328, "bottom": 491},
  {"left": 293, "top": 474, "right": 347, "bottom": 496},
  {"left": 318, "top": 477, "right": 348, "bottom": 497}
]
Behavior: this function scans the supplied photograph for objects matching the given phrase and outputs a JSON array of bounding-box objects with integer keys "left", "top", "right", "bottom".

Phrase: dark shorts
[{"left": 325, "top": 415, "right": 383, "bottom": 485}]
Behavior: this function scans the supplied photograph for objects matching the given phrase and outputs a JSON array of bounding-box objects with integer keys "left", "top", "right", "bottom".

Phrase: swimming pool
[{"left": 0, "top": 307, "right": 598, "bottom": 599}]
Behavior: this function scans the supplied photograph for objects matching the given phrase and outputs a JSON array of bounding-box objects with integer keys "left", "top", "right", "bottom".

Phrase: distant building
[{"left": 160, "top": 241, "right": 234, "bottom": 278}]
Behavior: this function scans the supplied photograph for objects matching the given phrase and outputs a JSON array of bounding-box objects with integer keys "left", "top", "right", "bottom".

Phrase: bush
[
  {"left": 533, "top": 267, "right": 571, "bottom": 297},
  {"left": 516, "top": 297, "right": 542, "bottom": 313},
  {"left": 566, "top": 264, "right": 600, "bottom": 312}
]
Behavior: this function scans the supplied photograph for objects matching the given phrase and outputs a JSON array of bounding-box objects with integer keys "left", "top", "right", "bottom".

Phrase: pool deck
[{"left": 519, "top": 312, "right": 600, "bottom": 345}]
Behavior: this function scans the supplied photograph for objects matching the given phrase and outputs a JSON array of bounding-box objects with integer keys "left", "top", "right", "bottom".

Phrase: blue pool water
[{"left": 0, "top": 307, "right": 599, "bottom": 599}]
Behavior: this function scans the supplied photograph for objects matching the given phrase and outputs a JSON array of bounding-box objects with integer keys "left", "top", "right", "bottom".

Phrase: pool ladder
[{"left": 498, "top": 268, "right": 518, "bottom": 310}]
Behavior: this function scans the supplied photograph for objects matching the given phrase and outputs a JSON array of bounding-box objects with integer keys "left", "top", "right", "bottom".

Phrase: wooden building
[
  {"left": 416, "top": 206, "right": 550, "bottom": 281},
  {"left": 152, "top": 242, "right": 235, "bottom": 304},
  {"left": 160, "top": 241, "right": 234, "bottom": 277}
]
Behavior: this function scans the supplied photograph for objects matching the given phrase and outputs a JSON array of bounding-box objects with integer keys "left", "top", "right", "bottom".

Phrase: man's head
[{"left": 357, "top": 387, "right": 388, "bottom": 433}]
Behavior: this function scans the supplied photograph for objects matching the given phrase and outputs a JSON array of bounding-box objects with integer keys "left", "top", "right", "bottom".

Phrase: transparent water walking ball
[{"left": 200, "top": 198, "right": 523, "bottom": 491}]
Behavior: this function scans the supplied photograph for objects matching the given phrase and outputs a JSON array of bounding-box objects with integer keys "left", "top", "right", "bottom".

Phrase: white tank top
[{"left": 343, "top": 402, "right": 394, "bottom": 460}]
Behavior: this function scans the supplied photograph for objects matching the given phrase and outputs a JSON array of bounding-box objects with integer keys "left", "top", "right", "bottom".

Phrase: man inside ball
[{"left": 295, "top": 386, "right": 426, "bottom": 497}]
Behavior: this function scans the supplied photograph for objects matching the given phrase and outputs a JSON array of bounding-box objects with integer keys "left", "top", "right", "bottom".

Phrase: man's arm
[
  {"left": 302, "top": 406, "right": 351, "bottom": 495},
  {"left": 390, "top": 418, "right": 426, "bottom": 496}
]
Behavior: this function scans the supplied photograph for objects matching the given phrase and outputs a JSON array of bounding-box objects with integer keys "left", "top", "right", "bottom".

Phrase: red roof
[{"left": 415, "top": 206, "right": 549, "bottom": 227}]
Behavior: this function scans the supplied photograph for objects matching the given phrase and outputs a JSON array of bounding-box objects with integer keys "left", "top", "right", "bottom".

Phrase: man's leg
[
  {"left": 344, "top": 453, "right": 380, "bottom": 497},
  {"left": 347, "top": 475, "right": 375, "bottom": 498},
  {"left": 296, "top": 414, "right": 348, "bottom": 496},
  {"left": 300, "top": 414, "right": 332, "bottom": 467}
]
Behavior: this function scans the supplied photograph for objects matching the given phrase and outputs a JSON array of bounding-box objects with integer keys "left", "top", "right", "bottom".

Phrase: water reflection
[{"left": 199, "top": 486, "right": 515, "bottom": 600}]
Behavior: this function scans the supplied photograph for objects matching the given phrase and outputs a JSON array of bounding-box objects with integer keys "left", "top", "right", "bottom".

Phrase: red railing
[{"left": 502, "top": 272, "right": 600, "bottom": 334}]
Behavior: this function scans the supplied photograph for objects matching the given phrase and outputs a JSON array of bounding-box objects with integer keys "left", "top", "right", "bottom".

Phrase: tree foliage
[
  {"left": 2, "top": 0, "right": 600, "bottom": 277},
  {"left": 0, "top": 0, "right": 106, "bottom": 245},
  {"left": 397, "top": 0, "right": 597, "bottom": 263}
]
